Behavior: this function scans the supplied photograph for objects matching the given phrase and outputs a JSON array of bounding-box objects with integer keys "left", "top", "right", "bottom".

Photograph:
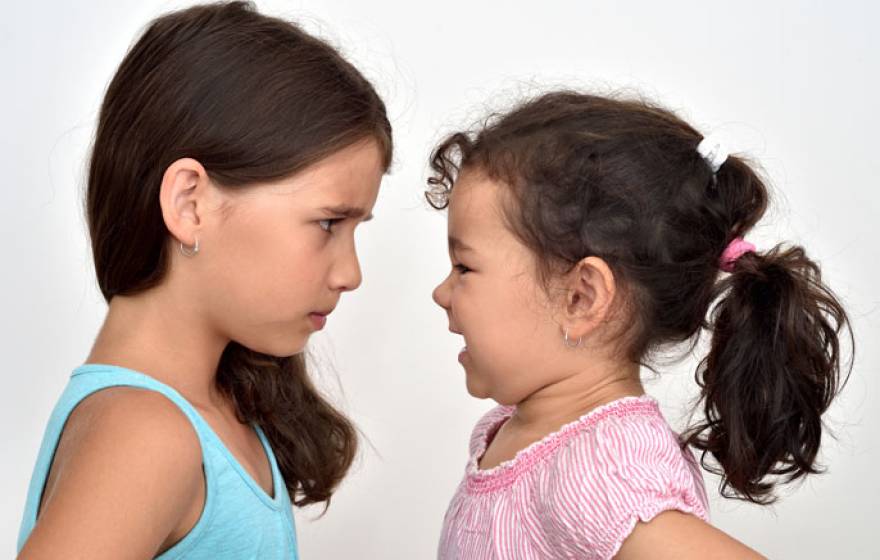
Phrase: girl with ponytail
[
  {"left": 429, "top": 90, "right": 852, "bottom": 558},
  {"left": 17, "top": 2, "right": 392, "bottom": 558}
]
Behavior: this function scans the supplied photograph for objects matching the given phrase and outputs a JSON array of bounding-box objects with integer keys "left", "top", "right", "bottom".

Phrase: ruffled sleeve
[{"left": 540, "top": 410, "right": 711, "bottom": 559}]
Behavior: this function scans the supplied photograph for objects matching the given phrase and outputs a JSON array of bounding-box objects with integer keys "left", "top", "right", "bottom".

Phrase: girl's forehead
[
  {"left": 449, "top": 175, "right": 501, "bottom": 220},
  {"left": 240, "top": 140, "right": 384, "bottom": 205},
  {"left": 448, "top": 177, "right": 514, "bottom": 249}
]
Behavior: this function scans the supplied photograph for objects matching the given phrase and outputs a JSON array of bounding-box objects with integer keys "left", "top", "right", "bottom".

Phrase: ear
[
  {"left": 558, "top": 256, "right": 616, "bottom": 340},
  {"left": 159, "top": 158, "right": 208, "bottom": 248}
]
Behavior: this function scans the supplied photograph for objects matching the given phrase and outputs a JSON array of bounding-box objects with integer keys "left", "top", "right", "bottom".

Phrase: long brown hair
[
  {"left": 87, "top": 1, "right": 393, "bottom": 507},
  {"left": 426, "top": 91, "right": 853, "bottom": 505}
]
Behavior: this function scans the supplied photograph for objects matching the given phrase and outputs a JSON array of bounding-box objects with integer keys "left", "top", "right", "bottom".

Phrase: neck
[
  {"left": 508, "top": 360, "right": 645, "bottom": 434},
  {"left": 85, "top": 285, "right": 231, "bottom": 410}
]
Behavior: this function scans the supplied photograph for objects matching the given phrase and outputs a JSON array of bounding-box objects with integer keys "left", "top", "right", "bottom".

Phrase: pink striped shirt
[{"left": 438, "top": 394, "right": 710, "bottom": 559}]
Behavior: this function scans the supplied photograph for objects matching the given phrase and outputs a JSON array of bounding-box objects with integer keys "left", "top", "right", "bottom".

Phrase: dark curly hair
[
  {"left": 87, "top": 1, "right": 392, "bottom": 508},
  {"left": 426, "top": 90, "right": 853, "bottom": 505}
]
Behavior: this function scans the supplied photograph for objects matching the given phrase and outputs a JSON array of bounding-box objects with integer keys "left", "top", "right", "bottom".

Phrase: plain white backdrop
[{"left": 2, "top": 1, "right": 878, "bottom": 558}]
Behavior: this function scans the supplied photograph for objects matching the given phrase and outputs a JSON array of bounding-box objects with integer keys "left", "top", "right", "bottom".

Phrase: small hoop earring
[
  {"left": 563, "top": 329, "right": 582, "bottom": 348},
  {"left": 179, "top": 236, "right": 200, "bottom": 257}
]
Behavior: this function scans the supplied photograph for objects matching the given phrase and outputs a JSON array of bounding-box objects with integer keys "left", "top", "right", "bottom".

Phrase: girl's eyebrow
[
  {"left": 322, "top": 204, "right": 373, "bottom": 222},
  {"left": 449, "top": 235, "right": 475, "bottom": 253}
]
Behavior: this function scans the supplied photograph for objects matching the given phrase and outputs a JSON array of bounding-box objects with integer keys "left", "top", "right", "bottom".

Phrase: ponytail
[{"left": 684, "top": 244, "right": 853, "bottom": 504}]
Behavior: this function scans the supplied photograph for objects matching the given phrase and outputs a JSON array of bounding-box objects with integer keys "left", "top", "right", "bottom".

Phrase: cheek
[
  {"left": 454, "top": 290, "right": 515, "bottom": 390},
  {"left": 263, "top": 241, "right": 326, "bottom": 303},
  {"left": 461, "top": 283, "right": 558, "bottom": 402},
  {"left": 203, "top": 218, "right": 330, "bottom": 323},
  {"left": 463, "top": 282, "right": 535, "bottom": 355},
  {"left": 204, "top": 247, "right": 327, "bottom": 358}
]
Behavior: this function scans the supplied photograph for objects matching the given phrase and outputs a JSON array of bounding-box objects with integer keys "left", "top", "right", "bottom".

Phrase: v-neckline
[{"left": 198, "top": 412, "right": 278, "bottom": 501}]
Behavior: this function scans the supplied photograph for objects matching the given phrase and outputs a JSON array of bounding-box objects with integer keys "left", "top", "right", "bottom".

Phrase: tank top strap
[
  {"left": 17, "top": 363, "right": 223, "bottom": 552},
  {"left": 68, "top": 363, "right": 286, "bottom": 511},
  {"left": 67, "top": 363, "right": 218, "bottom": 441}
]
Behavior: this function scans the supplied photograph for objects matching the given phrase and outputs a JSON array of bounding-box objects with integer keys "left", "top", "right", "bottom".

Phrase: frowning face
[{"left": 194, "top": 138, "right": 386, "bottom": 357}]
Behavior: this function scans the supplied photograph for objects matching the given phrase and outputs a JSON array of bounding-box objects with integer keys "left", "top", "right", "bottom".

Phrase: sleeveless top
[
  {"left": 438, "top": 394, "right": 710, "bottom": 559},
  {"left": 17, "top": 363, "right": 299, "bottom": 559}
]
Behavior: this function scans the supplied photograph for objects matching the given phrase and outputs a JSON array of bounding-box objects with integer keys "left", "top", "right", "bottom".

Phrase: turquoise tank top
[{"left": 17, "top": 363, "right": 299, "bottom": 559}]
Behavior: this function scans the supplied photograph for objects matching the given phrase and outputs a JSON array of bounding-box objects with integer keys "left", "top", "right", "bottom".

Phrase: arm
[
  {"left": 18, "top": 388, "right": 204, "bottom": 560},
  {"left": 614, "top": 510, "right": 766, "bottom": 560}
]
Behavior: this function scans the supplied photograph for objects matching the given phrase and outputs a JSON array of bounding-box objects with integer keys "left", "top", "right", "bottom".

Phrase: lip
[
  {"left": 457, "top": 345, "right": 468, "bottom": 364},
  {"left": 309, "top": 312, "right": 329, "bottom": 330}
]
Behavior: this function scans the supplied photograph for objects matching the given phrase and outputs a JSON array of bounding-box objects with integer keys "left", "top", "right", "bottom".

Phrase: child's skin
[
  {"left": 432, "top": 168, "right": 645, "bottom": 465},
  {"left": 23, "top": 138, "right": 384, "bottom": 559},
  {"left": 432, "top": 169, "right": 764, "bottom": 559}
]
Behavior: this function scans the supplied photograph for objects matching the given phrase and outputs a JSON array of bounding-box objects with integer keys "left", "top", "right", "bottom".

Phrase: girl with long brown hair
[{"left": 16, "top": 2, "right": 392, "bottom": 558}]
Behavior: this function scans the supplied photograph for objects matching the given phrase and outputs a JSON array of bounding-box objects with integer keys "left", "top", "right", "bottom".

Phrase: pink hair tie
[{"left": 719, "top": 237, "right": 756, "bottom": 272}]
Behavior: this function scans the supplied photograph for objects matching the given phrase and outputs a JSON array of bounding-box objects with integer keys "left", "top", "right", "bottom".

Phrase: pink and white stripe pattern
[{"left": 438, "top": 395, "right": 710, "bottom": 559}]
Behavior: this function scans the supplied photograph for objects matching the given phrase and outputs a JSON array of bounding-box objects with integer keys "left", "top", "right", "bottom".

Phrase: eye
[
  {"left": 454, "top": 263, "right": 471, "bottom": 275},
  {"left": 319, "top": 218, "right": 343, "bottom": 233}
]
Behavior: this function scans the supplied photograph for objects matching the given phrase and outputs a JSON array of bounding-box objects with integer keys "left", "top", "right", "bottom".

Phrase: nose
[
  {"left": 330, "top": 241, "right": 363, "bottom": 293},
  {"left": 432, "top": 273, "right": 451, "bottom": 310}
]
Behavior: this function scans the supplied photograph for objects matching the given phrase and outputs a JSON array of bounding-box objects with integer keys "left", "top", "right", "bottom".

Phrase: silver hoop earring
[
  {"left": 563, "top": 329, "right": 582, "bottom": 348},
  {"left": 179, "top": 237, "right": 199, "bottom": 257}
]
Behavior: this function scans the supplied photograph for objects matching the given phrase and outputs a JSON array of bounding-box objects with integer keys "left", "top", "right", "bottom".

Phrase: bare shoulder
[
  {"left": 613, "top": 510, "right": 767, "bottom": 560},
  {"left": 18, "top": 387, "right": 204, "bottom": 560}
]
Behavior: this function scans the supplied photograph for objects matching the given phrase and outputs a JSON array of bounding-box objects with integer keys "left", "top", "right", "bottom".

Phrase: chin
[
  {"left": 246, "top": 333, "right": 309, "bottom": 359},
  {"left": 464, "top": 376, "right": 493, "bottom": 400},
  {"left": 282, "top": 338, "right": 309, "bottom": 357},
  {"left": 468, "top": 379, "right": 520, "bottom": 406}
]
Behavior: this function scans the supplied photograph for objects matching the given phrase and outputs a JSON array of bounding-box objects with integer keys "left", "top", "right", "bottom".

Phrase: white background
[{"left": 2, "top": 1, "right": 878, "bottom": 558}]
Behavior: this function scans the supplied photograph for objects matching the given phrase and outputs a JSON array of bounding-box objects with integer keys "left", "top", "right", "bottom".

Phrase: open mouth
[{"left": 449, "top": 326, "right": 469, "bottom": 362}]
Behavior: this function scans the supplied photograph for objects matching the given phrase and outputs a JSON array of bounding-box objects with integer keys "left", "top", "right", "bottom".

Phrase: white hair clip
[{"left": 697, "top": 135, "right": 730, "bottom": 174}]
